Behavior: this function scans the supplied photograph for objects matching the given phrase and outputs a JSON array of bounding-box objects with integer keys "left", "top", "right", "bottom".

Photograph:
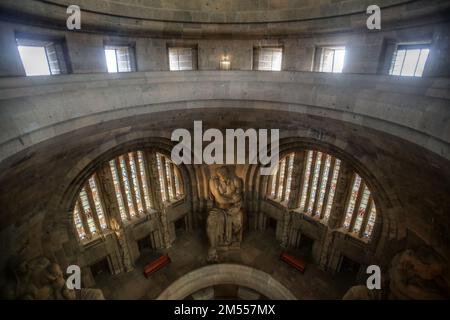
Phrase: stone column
[
  {"left": 282, "top": 151, "right": 305, "bottom": 248},
  {"left": 318, "top": 162, "right": 353, "bottom": 271},
  {"left": 146, "top": 151, "right": 170, "bottom": 249},
  {"left": 98, "top": 163, "right": 133, "bottom": 272}
]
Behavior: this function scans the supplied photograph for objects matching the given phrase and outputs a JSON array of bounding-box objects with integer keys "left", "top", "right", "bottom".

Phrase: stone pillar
[
  {"left": 146, "top": 151, "right": 171, "bottom": 249},
  {"left": 318, "top": 162, "right": 353, "bottom": 271},
  {"left": 280, "top": 207, "right": 291, "bottom": 248},
  {"left": 98, "top": 163, "right": 133, "bottom": 272},
  {"left": 287, "top": 151, "right": 305, "bottom": 209}
]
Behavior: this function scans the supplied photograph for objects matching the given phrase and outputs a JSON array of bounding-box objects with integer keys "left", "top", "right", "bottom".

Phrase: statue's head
[{"left": 216, "top": 166, "right": 230, "bottom": 181}]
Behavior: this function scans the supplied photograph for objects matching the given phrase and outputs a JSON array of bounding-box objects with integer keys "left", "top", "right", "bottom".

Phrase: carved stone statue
[
  {"left": 388, "top": 246, "right": 449, "bottom": 299},
  {"left": 206, "top": 166, "right": 244, "bottom": 262},
  {"left": 1, "top": 255, "right": 104, "bottom": 300},
  {"left": 342, "top": 246, "right": 449, "bottom": 300}
]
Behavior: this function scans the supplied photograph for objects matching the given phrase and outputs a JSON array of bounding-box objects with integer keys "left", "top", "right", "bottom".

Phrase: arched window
[
  {"left": 265, "top": 149, "right": 378, "bottom": 242},
  {"left": 156, "top": 153, "right": 184, "bottom": 203},
  {"left": 267, "top": 153, "right": 295, "bottom": 203},
  {"left": 343, "top": 173, "right": 377, "bottom": 239},
  {"left": 109, "top": 150, "right": 153, "bottom": 221},
  {"left": 298, "top": 150, "right": 341, "bottom": 221},
  {"left": 72, "top": 174, "right": 108, "bottom": 240},
  {"left": 72, "top": 149, "right": 185, "bottom": 241}
]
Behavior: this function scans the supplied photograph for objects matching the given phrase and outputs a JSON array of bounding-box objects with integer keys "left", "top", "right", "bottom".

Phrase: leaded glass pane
[
  {"left": 364, "top": 200, "right": 377, "bottom": 238},
  {"left": 165, "top": 159, "right": 174, "bottom": 200},
  {"left": 79, "top": 188, "right": 97, "bottom": 235},
  {"left": 88, "top": 176, "right": 107, "bottom": 229},
  {"left": 128, "top": 153, "right": 144, "bottom": 214},
  {"left": 156, "top": 154, "right": 167, "bottom": 202},
  {"left": 307, "top": 152, "right": 322, "bottom": 215},
  {"left": 353, "top": 184, "right": 370, "bottom": 233},
  {"left": 323, "top": 159, "right": 340, "bottom": 221},
  {"left": 284, "top": 153, "right": 295, "bottom": 202},
  {"left": 119, "top": 156, "right": 136, "bottom": 217},
  {"left": 315, "top": 154, "right": 331, "bottom": 216},
  {"left": 109, "top": 160, "right": 127, "bottom": 221},
  {"left": 276, "top": 158, "right": 286, "bottom": 199},
  {"left": 73, "top": 201, "right": 86, "bottom": 239},
  {"left": 299, "top": 151, "right": 313, "bottom": 211},
  {"left": 137, "top": 151, "right": 152, "bottom": 211},
  {"left": 343, "top": 174, "right": 362, "bottom": 229}
]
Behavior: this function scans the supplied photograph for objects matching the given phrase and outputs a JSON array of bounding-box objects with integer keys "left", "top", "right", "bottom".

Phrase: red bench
[
  {"left": 280, "top": 251, "right": 306, "bottom": 273},
  {"left": 143, "top": 254, "right": 171, "bottom": 278}
]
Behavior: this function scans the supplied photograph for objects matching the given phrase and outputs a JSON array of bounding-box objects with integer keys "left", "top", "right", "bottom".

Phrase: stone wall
[{"left": 1, "top": 16, "right": 450, "bottom": 77}]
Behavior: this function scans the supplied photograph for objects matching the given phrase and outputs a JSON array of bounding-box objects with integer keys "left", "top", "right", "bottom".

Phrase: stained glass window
[
  {"left": 298, "top": 151, "right": 341, "bottom": 221},
  {"left": 343, "top": 173, "right": 377, "bottom": 240},
  {"left": 314, "top": 155, "right": 331, "bottom": 217},
  {"left": 79, "top": 187, "right": 97, "bottom": 235},
  {"left": 119, "top": 156, "right": 136, "bottom": 217},
  {"left": 276, "top": 158, "right": 286, "bottom": 199},
  {"left": 174, "top": 166, "right": 183, "bottom": 198},
  {"left": 364, "top": 203, "right": 377, "bottom": 238},
  {"left": 165, "top": 159, "right": 175, "bottom": 200},
  {"left": 299, "top": 151, "right": 313, "bottom": 211},
  {"left": 128, "top": 152, "right": 144, "bottom": 214},
  {"left": 306, "top": 152, "right": 323, "bottom": 215},
  {"left": 284, "top": 154, "right": 295, "bottom": 201},
  {"left": 73, "top": 202, "right": 86, "bottom": 240},
  {"left": 266, "top": 153, "right": 295, "bottom": 204},
  {"left": 156, "top": 153, "right": 167, "bottom": 202},
  {"left": 71, "top": 150, "right": 181, "bottom": 242},
  {"left": 109, "top": 159, "right": 128, "bottom": 221},
  {"left": 137, "top": 151, "right": 152, "bottom": 211},
  {"left": 88, "top": 176, "right": 107, "bottom": 230},
  {"left": 157, "top": 153, "right": 184, "bottom": 203},
  {"left": 323, "top": 159, "right": 340, "bottom": 221}
]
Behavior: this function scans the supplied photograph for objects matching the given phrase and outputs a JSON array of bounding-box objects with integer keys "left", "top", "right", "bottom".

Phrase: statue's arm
[
  {"left": 231, "top": 177, "right": 243, "bottom": 203},
  {"left": 209, "top": 178, "right": 233, "bottom": 204}
]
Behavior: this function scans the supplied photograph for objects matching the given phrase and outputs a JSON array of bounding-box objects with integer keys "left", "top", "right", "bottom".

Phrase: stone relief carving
[
  {"left": 342, "top": 246, "right": 449, "bottom": 300},
  {"left": 206, "top": 166, "right": 244, "bottom": 262},
  {"left": 1, "top": 256, "right": 104, "bottom": 300}
]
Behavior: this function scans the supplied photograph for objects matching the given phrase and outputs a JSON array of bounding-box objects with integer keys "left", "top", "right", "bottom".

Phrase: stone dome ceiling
[{"left": 37, "top": 0, "right": 410, "bottom": 23}]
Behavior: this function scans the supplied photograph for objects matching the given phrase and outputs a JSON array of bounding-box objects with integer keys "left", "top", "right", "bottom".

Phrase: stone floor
[{"left": 95, "top": 230, "right": 351, "bottom": 299}]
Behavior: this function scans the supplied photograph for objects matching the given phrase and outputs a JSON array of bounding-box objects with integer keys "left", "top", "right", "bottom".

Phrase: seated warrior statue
[{"left": 206, "top": 166, "right": 244, "bottom": 262}]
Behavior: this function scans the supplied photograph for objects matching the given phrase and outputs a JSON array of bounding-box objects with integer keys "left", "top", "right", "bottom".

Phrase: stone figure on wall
[
  {"left": 0, "top": 256, "right": 104, "bottom": 300},
  {"left": 206, "top": 166, "right": 244, "bottom": 262},
  {"left": 388, "top": 246, "right": 449, "bottom": 299},
  {"left": 342, "top": 246, "right": 449, "bottom": 300}
]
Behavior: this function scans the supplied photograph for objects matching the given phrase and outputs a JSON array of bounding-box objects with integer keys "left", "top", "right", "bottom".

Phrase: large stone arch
[
  {"left": 157, "top": 264, "right": 296, "bottom": 300},
  {"left": 40, "top": 136, "right": 198, "bottom": 260}
]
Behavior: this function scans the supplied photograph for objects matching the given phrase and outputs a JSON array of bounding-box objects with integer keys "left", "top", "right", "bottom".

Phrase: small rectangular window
[
  {"left": 17, "top": 37, "right": 68, "bottom": 76},
  {"left": 168, "top": 47, "right": 197, "bottom": 71},
  {"left": 104, "top": 45, "right": 135, "bottom": 73},
  {"left": 389, "top": 44, "right": 429, "bottom": 77},
  {"left": 254, "top": 47, "right": 283, "bottom": 71},
  {"left": 317, "top": 46, "right": 346, "bottom": 73}
]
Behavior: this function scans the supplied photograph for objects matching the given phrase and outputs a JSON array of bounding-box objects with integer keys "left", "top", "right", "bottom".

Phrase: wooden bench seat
[
  {"left": 143, "top": 254, "right": 171, "bottom": 278},
  {"left": 280, "top": 251, "right": 306, "bottom": 273}
]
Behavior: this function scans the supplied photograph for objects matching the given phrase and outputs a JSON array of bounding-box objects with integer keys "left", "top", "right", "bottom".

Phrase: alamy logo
[
  {"left": 171, "top": 121, "right": 279, "bottom": 175},
  {"left": 66, "top": 5, "right": 81, "bottom": 30},
  {"left": 66, "top": 265, "right": 81, "bottom": 289},
  {"left": 366, "top": 265, "right": 381, "bottom": 290},
  {"left": 366, "top": 5, "right": 381, "bottom": 30}
]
